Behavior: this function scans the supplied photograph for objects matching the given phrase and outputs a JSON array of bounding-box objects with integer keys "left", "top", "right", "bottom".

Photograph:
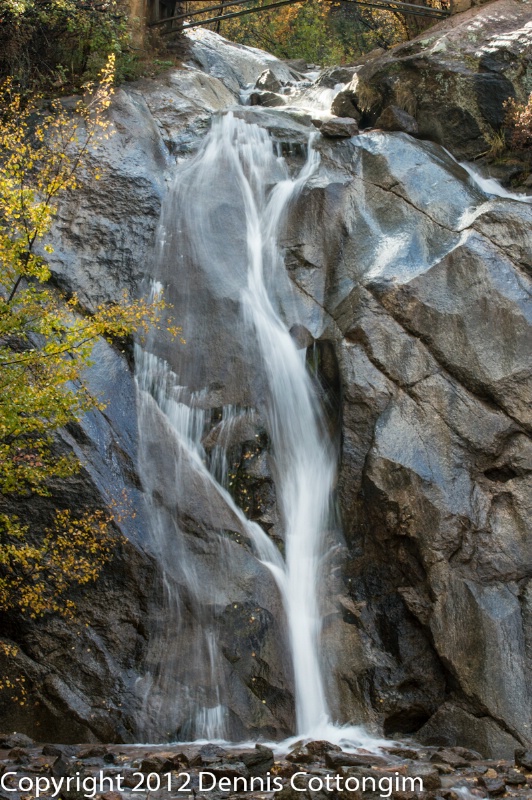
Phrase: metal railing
[{"left": 149, "top": 0, "right": 449, "bottom": 33}]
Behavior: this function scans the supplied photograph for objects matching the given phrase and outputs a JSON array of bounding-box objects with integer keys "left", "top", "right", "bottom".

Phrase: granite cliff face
[
  {"left": 283, "top": 131, "right": 532, "bottom": 756},
  {"left": 1, "top": 5, "right": 531, "bottom": 756}
]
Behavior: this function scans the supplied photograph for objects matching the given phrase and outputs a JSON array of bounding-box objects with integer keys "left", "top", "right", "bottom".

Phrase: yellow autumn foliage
[{"left": 0, "top": 56, "right": 169, "bottom": 621}]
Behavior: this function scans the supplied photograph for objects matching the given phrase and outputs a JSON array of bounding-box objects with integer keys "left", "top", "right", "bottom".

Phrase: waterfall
[
  {"left": 135, "top": 111, "right": 374, "bottom": 745},
  {"left": 233, "top": 116, "right": 334, "bottom": 734}
]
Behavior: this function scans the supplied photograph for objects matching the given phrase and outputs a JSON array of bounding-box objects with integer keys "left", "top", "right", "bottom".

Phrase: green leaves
[
  {"left": 0, "top": 0, "right": 134, "bottom": 91},
  {"left": 214, "top": 0, "right": 407, "bottom": 66}
]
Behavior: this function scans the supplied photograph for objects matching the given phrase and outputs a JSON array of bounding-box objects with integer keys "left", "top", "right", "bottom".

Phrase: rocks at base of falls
[
  {"left": 1, "top": 738, "right": 532, "bottom": 800},
  {"left": 329, "top": 0, "right": 532, "bottom": 159},
  {"left": 0, "top": 733, "right": 34, "bottom": 748}
]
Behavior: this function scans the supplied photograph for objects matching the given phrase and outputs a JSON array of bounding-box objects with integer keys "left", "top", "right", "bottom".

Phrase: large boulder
[
  {"left": 319, "top": 117, "right": 359, "bottom": 138},
  {"left": 375, "top": 104, "right": 418, "bottom": 135},
  {"left": 333, "top": 0, "right": 532, "bottom": 158},
  {"left": 186, "top": 27, "right": 296, "bottom": 95}
]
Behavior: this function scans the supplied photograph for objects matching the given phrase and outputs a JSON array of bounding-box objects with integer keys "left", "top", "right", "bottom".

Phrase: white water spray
[
  {"left": 227, "top": 114, "right": 335, "bottom": 734},
  {"left": 136, "top": 111, "right": 340, "bottom": 738},
  {"left": 136, "top": 109, "right": 388, "bottom": 750},
  {"left": 460, "top": 160, "right": 532, "bottom": 203}
]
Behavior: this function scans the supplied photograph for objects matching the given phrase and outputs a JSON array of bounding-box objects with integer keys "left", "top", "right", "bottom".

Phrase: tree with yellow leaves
[{"left": 0, "top": 55, "right": 165, "bottom": 622}]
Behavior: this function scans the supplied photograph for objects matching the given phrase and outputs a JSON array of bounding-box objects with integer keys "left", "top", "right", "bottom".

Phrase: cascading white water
[
  {"left": 137, "top": 112, "right": 332, "bottom": 735},
  {"left": 459, "top": 160, "right": 532, "bottom": 203},
  {"left": 221, "top": 114, "right": 336, "bottom": 734},
  {"left": 136, "top": 110, "right": 383, "bottom": 748}
]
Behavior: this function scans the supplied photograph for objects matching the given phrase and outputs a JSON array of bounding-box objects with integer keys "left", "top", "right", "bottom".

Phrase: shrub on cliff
[{"left": 505, "top": 92, "right": 532, "bottom": 152}]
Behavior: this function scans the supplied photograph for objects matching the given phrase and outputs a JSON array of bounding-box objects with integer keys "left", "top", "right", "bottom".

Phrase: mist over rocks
[{"left": 0, "top": 6, "right": 531, "bottom": 760}]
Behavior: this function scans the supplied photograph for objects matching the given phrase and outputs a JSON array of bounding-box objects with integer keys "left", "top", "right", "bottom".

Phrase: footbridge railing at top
[{"left": 148, "top": 0, "right": 450, "bottom": 35}]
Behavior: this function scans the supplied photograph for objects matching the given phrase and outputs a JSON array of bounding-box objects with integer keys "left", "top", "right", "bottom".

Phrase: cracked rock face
[{"left": 283, "top": 130, "right": 532, "bottom": 756}]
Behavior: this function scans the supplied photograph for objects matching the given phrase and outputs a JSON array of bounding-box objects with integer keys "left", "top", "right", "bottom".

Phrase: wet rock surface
[
  {"left": 187, "top": 28, "right": 296, "bottom": 96},
  {"left": 1, "top": 738, "right": 532, "bottom": 799},
  {"left": 375, "top": 105, "right": 418, "bottom": 135},
  {"left": 282, "top": 128, "right": 532, "bottom": 754},
  {"left": 249, "top": 90, "right": 288, "bottom": 107},
  {"left": 318, "top": 117, "right": 359, "bottom": 138}
]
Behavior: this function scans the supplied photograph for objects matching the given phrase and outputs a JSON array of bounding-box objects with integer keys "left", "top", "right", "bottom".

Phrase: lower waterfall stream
[{"left": 135, "top": 109, "right": 379, "bottom": 747}]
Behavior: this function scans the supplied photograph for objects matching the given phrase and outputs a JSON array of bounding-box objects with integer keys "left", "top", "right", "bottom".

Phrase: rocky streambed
[{"left": 1, "top": 734, "right": 532, "bottom": 799}]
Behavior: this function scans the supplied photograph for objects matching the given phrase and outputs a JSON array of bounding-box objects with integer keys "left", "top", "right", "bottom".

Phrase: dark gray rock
[
  {"left": 249, "top": 90, "right": 287, "bottom": 107},
  {"left": 478, "top": 774, "right": 506, "bottom": 794},
  {"left": 330, "top": 78, "right": 361, "bottom": 121},
  {"left": 43, "top": 744, "right": 77, "bottom": 757},
  {"left": 324, "top": 751, "right": 388, "bottom": 768},
  {"left": 429, "top": 749, "right": 469, "bottom": 768},
  {"left": 316, "top": 66, "right": 359, "bottom": 88},
  {"left": 515, "top": 748, "right": 532, "bottom": 770},
  {"left": 79, "top": 745, "right": 107, "bottom": 758},
  {"left": 318, "top": 117, "right": 359, "bottom": 138},
  {"left": 0, "top": 733, "right": 34, "bottom": 748},
  {"left": 405, "top": 763, "right": 442, "bottom": 792},
  {"left": 417, "top": 703, "right": 522, "bottom": 759},
  {"left": 284, "top": 58, "right": 308, "bottom": 73},
  {"left": 506, "top": 768, "right": 527, "bottom": 785},
  {"left": 255, "top": 68, "right": 282, "bottom": 92},
  {"left": 52, "top": 754, "right": 72, "bottom": 778},
  {"left": 241, "top": 743, "right": 274, "bottom": 775},
  {"left": 306, "top": 740, "right": 341, "bottom": 755},
  {"left": 375, "top": 104, "right": 418, "bottom": 135},
  {"left": 353, "top": 0, "right": 532, "bottom": 158},
  {"left": 290, "top": 324, "right": 315, "bottom": 349},
  {"left": 8, "top": 747, "right": 29, "bottom": 764}
]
